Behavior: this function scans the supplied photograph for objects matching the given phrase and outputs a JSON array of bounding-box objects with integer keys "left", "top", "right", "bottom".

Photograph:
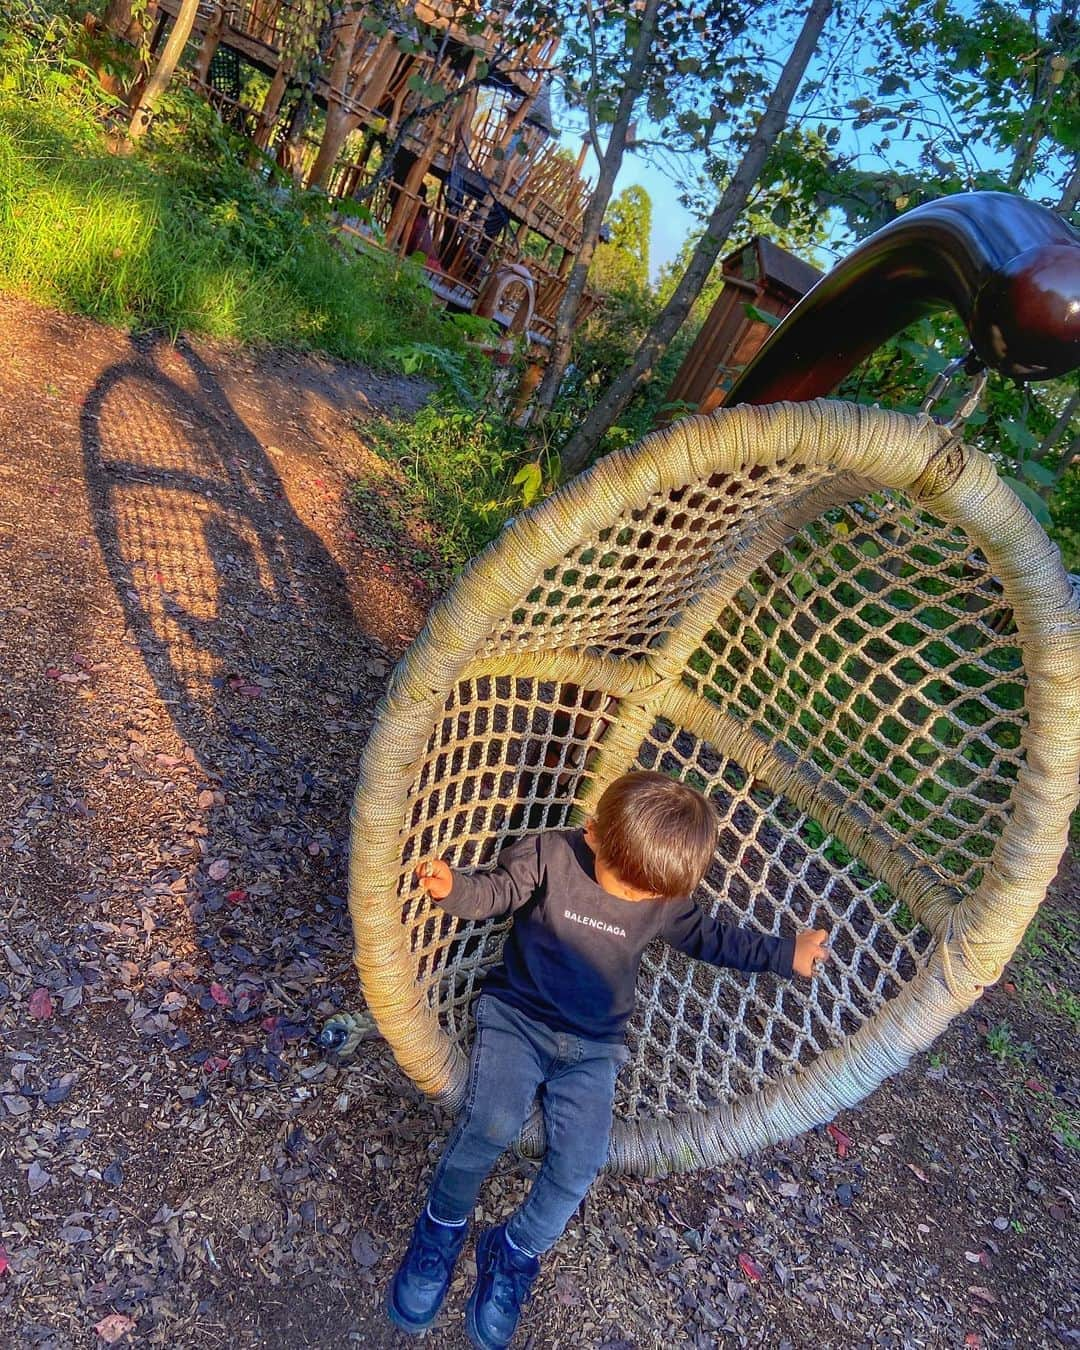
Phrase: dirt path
[{"left": 0, "top": 299, "right": 1076, "bottom": 1349}]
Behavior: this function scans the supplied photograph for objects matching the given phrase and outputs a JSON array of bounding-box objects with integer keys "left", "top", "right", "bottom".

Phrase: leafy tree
[
  {"left": 556, "top": 0, "right": 836, "bottom": 473},
  {"left": 790, "top": 0, "right": 1080, "bottom": 228},
  {"left": 606, "top": 183, "right": 651, "bottom": 286},
  {"left": 880, "top": 1, "right": 1080, "bottom": 203},
  {"left": 530, "top": 0, "right": 760, "bottom": 417},
  {"left": 589, "top": 185, "right": 653, "bottom": 295}
]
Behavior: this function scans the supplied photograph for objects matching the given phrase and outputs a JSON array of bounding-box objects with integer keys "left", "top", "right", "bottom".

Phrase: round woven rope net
[{"left": 348, "top": 399, "right": 1080, "bottom": 1177}]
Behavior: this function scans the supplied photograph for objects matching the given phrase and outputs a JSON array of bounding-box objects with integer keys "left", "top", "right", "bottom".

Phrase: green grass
[
  {"left": 1051, "top": 1107, "right": 1080, "bottom": 1152},
  {"left": 356, "top": 400, "right": 552, "bottom": 569},
  {"left": 984, "top": 1020, "right": 1032, "bottom": 1066},
  {"left": 0, "top": 15, "right": 465, "bottom": 366}
]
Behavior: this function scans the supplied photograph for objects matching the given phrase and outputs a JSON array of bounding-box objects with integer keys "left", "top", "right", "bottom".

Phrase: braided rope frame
[{"left": 348, "top": 399, "right": 1080, "bottom": 1177}]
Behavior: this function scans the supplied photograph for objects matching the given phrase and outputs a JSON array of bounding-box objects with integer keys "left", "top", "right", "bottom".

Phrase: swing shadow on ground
[{"left": 78, "top": 325, "right": 391, "bottom": 997}]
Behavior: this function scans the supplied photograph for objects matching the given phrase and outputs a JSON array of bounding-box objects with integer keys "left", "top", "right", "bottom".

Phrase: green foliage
[
  {"left": 1049, "top": 465, "right": 1080, "bottom": 572},
  {"left": 838, "top": 323, "right": 1079, "bottom": 567},
  {"left": 555, "top": 0, "right": 761, "bottom": 156},
  {"left": 357, "top": 401, "right": 552, "bottom": 567},
  {"left": 985, "top": 1020, "right": 1029, "bottom": 1065},
  {"left": 388, "top": 341, "right": 481, "bottom": 407},
  {"left": 0, "top": 7, "right": 469, "bottom": 366},
  {"left": 876, "top": 1, "right": 1080, "bottom": 204},
  {"left": 1051, "top": 1107, "right": 1080, "bottom": 1151},
  {"left": 600, "top": 185, "right": 652, "bottom": 290}
]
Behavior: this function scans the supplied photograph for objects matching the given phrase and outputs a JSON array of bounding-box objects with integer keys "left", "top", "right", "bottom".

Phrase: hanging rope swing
[{"left": 341, "top": 194, "right": 1080, "bottom": 1177}]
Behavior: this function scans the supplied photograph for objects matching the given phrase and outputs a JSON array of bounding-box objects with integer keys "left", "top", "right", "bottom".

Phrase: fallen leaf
[
  {"left": 209, "top": 983, "right": 231, "bottom": 1007},
  {"left": 965, "top": 1334, "right": 982, "bottom": 1348},
  {"left": 95, "top": 1313, "right": 136, "bottom": 1343},
  {"left": 207, "top": 858, "right": 230, "bottom": 881},
  {"left": 28, "top": 987, "right": 54, "bottom": 1020},
  {"left": 827, "top": 1123, "right": 853, "bottom": 1158},
  {"left": 968, "top": 1285, "right": 998, "bottom": 1305},
  {"left": 41, "top": 1074, "right": 75, "bottom": 1104},
  {"left": 737, "top": 1253, "right": 762, "bottom": 1283},
  {"left": 225, "top": 888, "right": 248, "bottom": 905},
  {"left": 554, "top": 1273, "right": 582, "bottom": 1306},
  {"left": 351, "top": 1229, "right": 380, "bottom": 1267},
  {"left": 197, "top": 790, "right": 215, "bottom": 810},
  {"left": 907, "top": 1164, "right": 930, "bottom": 1183},
  {"left": 27, "top": 1161, "right": 52, "bottom": 1193},
  {"left": 0, "top": 1244, "right": 9, "bottom": 1276}
]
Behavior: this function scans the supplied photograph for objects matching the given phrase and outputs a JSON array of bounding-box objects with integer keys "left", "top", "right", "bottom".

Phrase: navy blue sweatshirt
[{"left": 437, "top": 829, "right": 795, "bottom": 1043}]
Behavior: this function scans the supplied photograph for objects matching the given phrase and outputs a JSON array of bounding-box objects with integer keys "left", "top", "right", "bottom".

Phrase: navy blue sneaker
[
  {"left": 465, "top": 1224, "right": 540, "bottom": 1349},
  {"left": 387, "top": 1210, "right": 469, "bottom": 1334}
]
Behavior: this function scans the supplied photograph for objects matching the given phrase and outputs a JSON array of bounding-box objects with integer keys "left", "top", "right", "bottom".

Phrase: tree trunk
[
  {"left": 556, "top": 0, "right": 836, "bottom": 477},
  {"left": 307, "top": 9, "right": 362, "bottom": 190},
  {"left": 1036, "top": 389, "right": 1079, "bottom": 459},
  {"left": 128, "top": 0, "right": 201, "bottom": 140},
  {"left": 103, "top": 0, "right": 157, "bottom": 43},
  {"left": 278, "top": 13, "right": 336, "bottom": 183},
  {"left": 308, "top": 108, "right": 363, "bottom": 190},
  {"left": 253, "top": 60, "right": 292, "bottom": 152},
  {"left": 531, "top": 0, "right": 664, "bottom": 419},
  {"left": 1057, "top": 434, "right": 1080, "bottom": 480},
  {"left": 192, "top": 5, "right": 225, "bottom": 87},
  {"left": 1058, "top": 154, "right": 1080, "bottom": 216}
]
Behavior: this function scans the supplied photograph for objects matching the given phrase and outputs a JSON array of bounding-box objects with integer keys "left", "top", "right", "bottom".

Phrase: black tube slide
[{"left": 727, "top": 191, "right": 1080, "bottom": 406}]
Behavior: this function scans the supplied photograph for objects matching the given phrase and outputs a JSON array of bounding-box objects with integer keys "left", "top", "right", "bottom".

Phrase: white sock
[{"left": 426, "top": 1204, "right": 466, "bottom": 1228}]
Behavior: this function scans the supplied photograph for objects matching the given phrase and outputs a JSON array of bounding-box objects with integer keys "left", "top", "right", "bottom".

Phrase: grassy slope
[{"left": 0, "top": 26, "right": 462, "bottom": 367}]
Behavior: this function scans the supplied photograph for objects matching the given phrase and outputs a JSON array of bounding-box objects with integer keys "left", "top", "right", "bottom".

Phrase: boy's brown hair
[{"left": 593, "top": 770, "right": 718, "bottom": 899}]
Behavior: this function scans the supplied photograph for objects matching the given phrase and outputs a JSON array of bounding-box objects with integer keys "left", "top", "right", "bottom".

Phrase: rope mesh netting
[{"left": 349, "top": 400, "right": 1080, "bottom": 1175}]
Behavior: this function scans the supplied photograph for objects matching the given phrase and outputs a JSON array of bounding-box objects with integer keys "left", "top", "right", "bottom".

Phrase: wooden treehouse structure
[{"left": 145, "top": 0, "right": 597, "bottom": 355}]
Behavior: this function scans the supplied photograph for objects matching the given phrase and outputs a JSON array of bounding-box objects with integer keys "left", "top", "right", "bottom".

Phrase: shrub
[{"left": 356, "top": 401, "right": 550, "bottom": 568}]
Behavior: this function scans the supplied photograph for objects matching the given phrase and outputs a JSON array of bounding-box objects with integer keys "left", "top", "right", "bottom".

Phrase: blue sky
[
  {"left": 551, "top": 2, "right": 1072, "bottom": 288},
  {"left": 590, "top": 142, "right": 696, "bottom": 281}
]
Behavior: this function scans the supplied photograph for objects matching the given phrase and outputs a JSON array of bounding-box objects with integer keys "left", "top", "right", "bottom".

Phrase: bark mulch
[{"left": 0, "top": 298, "right": 1076, "bottom": 1350}]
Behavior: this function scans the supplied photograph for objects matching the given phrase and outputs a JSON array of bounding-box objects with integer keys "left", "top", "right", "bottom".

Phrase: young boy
[{"left": 388, "top": 770, "right": 829, "bottom": 1349}]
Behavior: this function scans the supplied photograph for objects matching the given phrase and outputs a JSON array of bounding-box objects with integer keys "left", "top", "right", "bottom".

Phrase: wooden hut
[{"left": 663, "top": 236, "right": 822, "bottom": 419}]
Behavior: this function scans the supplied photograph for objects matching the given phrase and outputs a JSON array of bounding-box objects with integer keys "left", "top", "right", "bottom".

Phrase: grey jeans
[{"left": 425, "top": 994, "right": 627, "bottom": 1255}]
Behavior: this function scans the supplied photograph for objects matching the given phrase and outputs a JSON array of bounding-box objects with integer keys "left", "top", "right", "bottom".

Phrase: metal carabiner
[{"left": 920, "top": 351, "right": 988, "bottom": 434}]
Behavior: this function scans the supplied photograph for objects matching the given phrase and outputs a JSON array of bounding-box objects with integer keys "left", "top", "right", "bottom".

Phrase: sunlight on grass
[{"left": 0, "top": 73, "right": 466, "bottom": 367}]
